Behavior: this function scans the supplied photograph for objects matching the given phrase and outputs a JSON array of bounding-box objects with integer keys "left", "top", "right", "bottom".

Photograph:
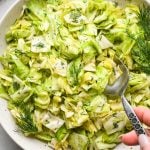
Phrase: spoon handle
[{"left": 121, "top": 95, "right": 146, "bottom": 135}]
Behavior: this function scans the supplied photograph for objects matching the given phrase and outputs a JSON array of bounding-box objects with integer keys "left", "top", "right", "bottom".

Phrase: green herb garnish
[
  {"left": 131, "top": 5, "right": 150, "bottom": 74},
  {"left": 138, "top": 5, "right": 150, "bottom": 40}
]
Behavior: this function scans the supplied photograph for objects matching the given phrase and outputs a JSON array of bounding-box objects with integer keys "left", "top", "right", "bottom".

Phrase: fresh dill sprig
[
  {"left": 138, "top": 5, "right": 150, "bottom": 40},
  {"left": 126, "top": 5, "right": 150, "bottom": 74},
  {"left": 16, "top": 103, "right": 38, "bottom": 134},
  {"left": 17, "top": 114, "right": 38, "bottom": 134},
  {"left": 131, "top": 37, "right": 150, "bottom": 74}
]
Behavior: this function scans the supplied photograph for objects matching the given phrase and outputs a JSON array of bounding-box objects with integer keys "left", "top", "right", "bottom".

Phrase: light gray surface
[{"left": 0, "top": 0, "right": 22, "bottom": 149}]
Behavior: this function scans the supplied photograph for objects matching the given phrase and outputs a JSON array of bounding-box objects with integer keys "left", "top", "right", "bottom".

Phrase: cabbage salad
[{"left": 0, "top": 0, "right": 150, "bottom": 149}]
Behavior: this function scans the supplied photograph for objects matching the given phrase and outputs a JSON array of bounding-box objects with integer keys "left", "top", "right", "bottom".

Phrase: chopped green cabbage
[
  {"left": 0, "top": 0, "right": 150, "bottom": 149},
  {"left": 69, "top": 132, "right": 89, "bottom": 150}
]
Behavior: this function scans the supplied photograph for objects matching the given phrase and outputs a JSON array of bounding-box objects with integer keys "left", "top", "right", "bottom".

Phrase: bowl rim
[
  {"left": 0, "top": 1, "right": 51, "bottom": 150},
  {"left": 0, "top": 0, "right": 22, "bottom": 24},
  {"left": 0, "top": 2, "right": 24, "bottom": 149}
]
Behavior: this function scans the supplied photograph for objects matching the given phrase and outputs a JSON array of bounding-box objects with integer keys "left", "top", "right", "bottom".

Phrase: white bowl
[{"left": 0, "top": 0, "right": 149, "bottom": 150}]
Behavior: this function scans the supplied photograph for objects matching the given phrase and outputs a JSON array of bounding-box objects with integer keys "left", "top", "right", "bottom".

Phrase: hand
[{"left": 121, "top": 107, "right": 150, "bottom": 150}]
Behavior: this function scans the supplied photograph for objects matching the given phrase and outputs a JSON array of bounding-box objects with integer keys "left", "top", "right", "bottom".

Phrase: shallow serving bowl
[{"left": 0, "top": 0, "right": 149, "bottom": 150}]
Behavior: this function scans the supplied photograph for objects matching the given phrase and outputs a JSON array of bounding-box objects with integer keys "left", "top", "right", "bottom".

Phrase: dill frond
[
  {"left": 138, "top": 5, "right": 150, "bottom": 40},
  {"left": 127, "top": 5, "right": 150, "bottom": 74},
  {"left": 16, "top": 103, "right": 38, "bottom": 134}
]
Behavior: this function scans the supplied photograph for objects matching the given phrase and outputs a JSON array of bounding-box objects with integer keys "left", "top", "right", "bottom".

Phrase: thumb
[{"left": 139, "top": 134, "right": 150, "bottom": 150}]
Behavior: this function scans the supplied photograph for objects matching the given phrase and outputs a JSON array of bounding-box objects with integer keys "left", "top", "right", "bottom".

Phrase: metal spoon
[{"left": 104, "top": 56, "right": 146, "bottom": 135}]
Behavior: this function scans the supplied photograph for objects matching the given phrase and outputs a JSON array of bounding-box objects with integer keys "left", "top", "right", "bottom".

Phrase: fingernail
[
  {"left": 119, "top": 134, "right": 124, "bottom": 141},
  {"left": 139, "top": 134, "right": 149, "bottom": 147}
]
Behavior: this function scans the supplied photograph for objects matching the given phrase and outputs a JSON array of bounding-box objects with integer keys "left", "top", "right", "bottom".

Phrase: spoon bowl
[{"left": 104, "top": 56, "right": 146, "bottom": 135}]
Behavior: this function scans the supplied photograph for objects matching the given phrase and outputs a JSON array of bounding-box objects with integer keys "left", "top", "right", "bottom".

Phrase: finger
[
  {"left": 134, "top": 107, "right": 150, "bottom": 126},
  {"left": 121, "top": 129, "right": 150, "bottom": 146},
  {"left": 145, "top": 129, "right": 150, "bottom": 136},
  {"left": 139, "top": 134, "right": 150, "bottom": 150},
  {"left": 121, "top": 130, "right": 138, "bottom": 145}
]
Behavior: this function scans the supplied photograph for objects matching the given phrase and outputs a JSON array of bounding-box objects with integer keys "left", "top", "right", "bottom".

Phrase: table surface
[{"left": 0, "top": 0, "right": 22, "bottom": 149}]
